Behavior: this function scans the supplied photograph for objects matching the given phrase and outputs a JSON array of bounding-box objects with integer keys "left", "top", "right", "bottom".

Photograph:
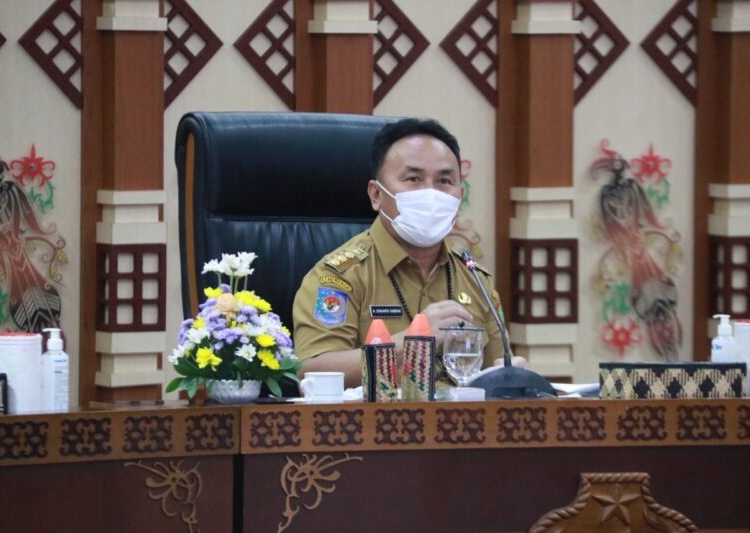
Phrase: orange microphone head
[
  {"left": 406, "top": 313, "right": 433, "bottom": 336},
  {"left": 365, "top": 319, "right": 392, "bottom": 344}
]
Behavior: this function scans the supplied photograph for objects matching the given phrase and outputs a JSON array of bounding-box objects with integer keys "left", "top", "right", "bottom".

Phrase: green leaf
[
  {"left": 282, "top": 371, "right": 300, "bottom": 382},
  {"left": 280, "top": 358, "right": 298, "bottom": 370},
  {"left": 166, "top": 377, "right": 184, "bottom": 393},
  {"left": 186, "top": 377, "right": 199, "bottom": 398},
  {"left": 266, "top": 378, "right": 282, "bottom": 397}
]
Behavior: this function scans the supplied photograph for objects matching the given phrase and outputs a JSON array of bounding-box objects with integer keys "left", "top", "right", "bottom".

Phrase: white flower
[
  {"left": 201, "top": 259, "right": 222, "bottom": 275},
  {"left": 236, "top": 344, "right": 257, "bottom": 361},
  {"left": 279, "top": 346, "right": 296, "bottom": 360},
  {"left": 243, "top": 323, "right": 266, "bottom": 337},
  {"left": 257, "top": 313, "right": 281, "bottom": 333},
  {"left": 220, "top": 253, "right": 242, "bottom": 275},
  {"left": 187, "top": 327, "right": 209, "bottom": 344},
  {"left": 236, "top": 252, "right": 257, "bottom": 277},
  {"left": 168, "top": 346, "right": 184, "bottom": 364}
]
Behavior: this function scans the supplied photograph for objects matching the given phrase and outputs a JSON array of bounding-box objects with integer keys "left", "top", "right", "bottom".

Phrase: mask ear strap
[{"left": 376, "top": 181, "right": 396, "bottom": 200}]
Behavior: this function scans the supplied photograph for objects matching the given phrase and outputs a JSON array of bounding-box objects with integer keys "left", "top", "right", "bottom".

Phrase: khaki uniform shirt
[{"left": 292, "top": 217, "right": 507, "bottom": 371}]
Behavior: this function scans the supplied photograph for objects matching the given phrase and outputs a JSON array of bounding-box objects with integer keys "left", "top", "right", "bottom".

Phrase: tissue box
[{"left": 599, "top": 362, "right": 746, "bottom": 399}]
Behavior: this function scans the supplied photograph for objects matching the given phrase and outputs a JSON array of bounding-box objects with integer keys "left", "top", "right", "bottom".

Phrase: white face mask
[{"left": 378, "top": 183, "right": 461, "bottom": 247}]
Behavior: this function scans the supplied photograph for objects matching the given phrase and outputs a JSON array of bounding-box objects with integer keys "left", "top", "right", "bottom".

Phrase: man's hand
[
  {"left": 493, "top": 355, "right": 529, "bottom": 368},
  {"left": 420, "top": 300, "right": 474, "bottom": 346}
]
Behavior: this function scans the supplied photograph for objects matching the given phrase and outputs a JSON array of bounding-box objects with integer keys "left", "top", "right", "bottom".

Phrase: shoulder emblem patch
[
  {"left": 319, "top": 275, "right": 352, "bottom": 293},
  {"left": 314, "top": 287, "right": 348, "bottom": 326}
]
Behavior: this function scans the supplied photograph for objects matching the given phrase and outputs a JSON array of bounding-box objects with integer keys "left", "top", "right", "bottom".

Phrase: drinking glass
[{"left": 440, "top": 326, "right": 484, "bottom": 387}]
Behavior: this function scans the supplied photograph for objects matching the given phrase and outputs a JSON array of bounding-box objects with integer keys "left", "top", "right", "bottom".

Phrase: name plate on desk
[{"left": 599, "top": 361, "right": 746, "bottom": 399}]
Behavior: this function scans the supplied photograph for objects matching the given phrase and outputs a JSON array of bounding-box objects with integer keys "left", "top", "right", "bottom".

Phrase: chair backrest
[{"left": 175, "top": 112, "right": 395, "bottom": 331}]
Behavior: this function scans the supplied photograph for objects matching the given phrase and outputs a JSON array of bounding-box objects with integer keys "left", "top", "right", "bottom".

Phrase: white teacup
[{"left": 300, "top": 371, "right": 345, "bottom": 402}]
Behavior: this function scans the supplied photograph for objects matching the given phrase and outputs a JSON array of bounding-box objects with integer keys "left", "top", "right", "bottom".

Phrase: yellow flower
[
  {"left": 196, "top": 347, "right": 222, "bottom": 370},
  {"left": 204, "top": 286, "right": 222, "bottom": 298},
  {"left": 256, "top": 333, "right": 275, "bottom": 348},
  {"left": 258, "top": 350, "right": 280, "bottom": 370},
  {"left": 236, "top": 290, "right": 272, "bottom": 313},
  {"left": 193, "top": 317, "right": 205, "bottom": 330}
]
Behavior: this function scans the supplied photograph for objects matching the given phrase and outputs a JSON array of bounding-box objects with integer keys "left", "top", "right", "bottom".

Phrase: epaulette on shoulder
[
  {"left": 451, "top": 248, "right": 492, "bottom": 277},
  {"left": 324, "top": 243, "right": 369, "bottom": 273}
]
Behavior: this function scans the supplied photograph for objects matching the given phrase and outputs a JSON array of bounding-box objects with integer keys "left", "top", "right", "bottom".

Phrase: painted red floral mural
[
  {"left": 591, "top": 140, "right": 682, "bottom": 359},
  {"left": 0, "top": 146, "right": 67, "bottom": 332}
]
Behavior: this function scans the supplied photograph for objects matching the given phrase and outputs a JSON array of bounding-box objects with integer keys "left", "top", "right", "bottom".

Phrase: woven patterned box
[{"left": 599, "top": 362, "right": 746, "bottom": 399}]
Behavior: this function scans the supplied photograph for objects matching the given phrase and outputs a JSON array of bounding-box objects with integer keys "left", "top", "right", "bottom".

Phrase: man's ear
[{"left": 367, "top": 180, "right": 381, "bottom": 211}]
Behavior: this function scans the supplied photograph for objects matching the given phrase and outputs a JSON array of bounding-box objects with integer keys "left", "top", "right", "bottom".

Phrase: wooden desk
[
  {"left": 0, "top": 403, "right": 240, "bottom": 532},
  {"left": 239, "top": 398, "right": 750, "bottom": 532},
  {"left": 1, "top": 398, "right": 749, "bottom": 532}
]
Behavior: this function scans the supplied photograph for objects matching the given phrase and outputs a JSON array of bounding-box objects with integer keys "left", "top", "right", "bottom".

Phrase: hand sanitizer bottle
[
  {"left": 711, "top": 314, "right": 738, "bottom": 363},
  {"left": 41, "top": 328, "right": 69, "bottom": 412}
]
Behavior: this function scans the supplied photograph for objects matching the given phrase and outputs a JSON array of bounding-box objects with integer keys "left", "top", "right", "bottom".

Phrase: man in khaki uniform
[{"left": 293, "top": 118, "right": 517, "bottom": 388}]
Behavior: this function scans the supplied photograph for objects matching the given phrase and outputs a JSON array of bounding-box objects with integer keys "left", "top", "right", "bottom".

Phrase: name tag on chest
[{"left": 370, "top": 305, "right": 403, "bottom": 318}]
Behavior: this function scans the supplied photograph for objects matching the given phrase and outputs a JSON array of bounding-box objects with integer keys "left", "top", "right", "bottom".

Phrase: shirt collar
[{"left": 370, "top": 216, "right": 451, "bottom": 274}]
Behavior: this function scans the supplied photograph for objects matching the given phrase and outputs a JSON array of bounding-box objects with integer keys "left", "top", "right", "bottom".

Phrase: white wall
[
  {"left": 0, "top": 1, "right": 699, "bottom": 399},
  {"left": 162, "top": 0, "right": 290, "bottom": 391},
  {"left": 376, "top": 0, "right": 498, "bottom": 272},
  {"left": 573, "top": 0, "right": 695, "bottom": 381},
  {"left": 0, "top": 1, "right": 82, "bottom": 404}
]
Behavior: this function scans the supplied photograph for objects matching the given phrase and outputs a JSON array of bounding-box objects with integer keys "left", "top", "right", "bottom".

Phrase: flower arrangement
[{"left": 167, "top": 252, "right": 302, "bottom": 398}]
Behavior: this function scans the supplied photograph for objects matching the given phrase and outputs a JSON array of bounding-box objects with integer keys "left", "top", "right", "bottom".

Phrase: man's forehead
[{"left": 385, "top": 135, "right": 459, "bottom": 167}]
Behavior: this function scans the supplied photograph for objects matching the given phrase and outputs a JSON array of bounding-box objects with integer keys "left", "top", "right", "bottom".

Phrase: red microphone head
[{"left": 460, "top": 250, "right": 477, "bottom": 270}]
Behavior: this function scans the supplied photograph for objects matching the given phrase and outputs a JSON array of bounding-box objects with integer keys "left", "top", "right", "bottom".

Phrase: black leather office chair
[{"left": 175, "top": 112, "right": 395, "bottom": 334}]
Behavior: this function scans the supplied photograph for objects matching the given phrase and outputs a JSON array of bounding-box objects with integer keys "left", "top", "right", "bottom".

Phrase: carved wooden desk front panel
[
  {"left": 0, "top": 404, "right": 239, "bottom": 532},
  {"left": 240, "top": 398, "right": 750, "bottom": 454},
  {"left": 1, "top": 399, "right": 748, "bottom": 532},
  {"left": 240, "top": 398, "right": 750, "bottom": 532}
]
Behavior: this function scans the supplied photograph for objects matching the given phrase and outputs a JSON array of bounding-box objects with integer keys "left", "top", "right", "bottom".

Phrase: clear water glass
[{"left": 441, "top": 326, "right": 484, "bottom": 387}]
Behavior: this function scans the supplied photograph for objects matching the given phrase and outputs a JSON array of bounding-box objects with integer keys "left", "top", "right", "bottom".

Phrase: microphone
[{"left": 460, "top": 250, "right": 557, "bottom": 399}]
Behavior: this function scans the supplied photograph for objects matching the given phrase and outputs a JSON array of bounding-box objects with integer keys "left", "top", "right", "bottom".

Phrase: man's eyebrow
[{"left": 403, "top": 165, "right": 456, "bottom": 175}]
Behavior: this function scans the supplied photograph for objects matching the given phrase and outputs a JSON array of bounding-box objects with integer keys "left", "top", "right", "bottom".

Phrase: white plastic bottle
[
  {"left": 41, "top": 328, "right": 69, "bottom": 412},
  {"left": 711, "top": 314, "right": 739, "bottom": 363}
]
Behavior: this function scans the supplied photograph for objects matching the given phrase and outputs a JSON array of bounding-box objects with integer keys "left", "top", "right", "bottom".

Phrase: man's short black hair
[{"left": 371, "top": 118, "right": 461, "bottom": 181}]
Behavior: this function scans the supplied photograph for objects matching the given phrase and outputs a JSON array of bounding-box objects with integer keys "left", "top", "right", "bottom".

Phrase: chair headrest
[{"left": 175, "top": 112, "right": 397, "bottom": 329}]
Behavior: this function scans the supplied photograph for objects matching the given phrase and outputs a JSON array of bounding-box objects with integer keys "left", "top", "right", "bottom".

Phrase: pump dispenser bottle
[
  {"left": 41, "top": 328, "right": 69, "bottom": 412},
  {"left": 711, "top": 314, "right": 739, "bottom": 363}
]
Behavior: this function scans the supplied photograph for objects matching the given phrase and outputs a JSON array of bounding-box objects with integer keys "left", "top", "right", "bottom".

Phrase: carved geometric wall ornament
[
  {"left": 164, "top": 0, "right": 223, "bottom": 108},
  {"left": 641, "top": 0, "right": 698, "bottom": 104},
  {"left": 574, "top": 0, "right": 629, "bottom": 105},
  {"left": 440, "top": 0, "right": 498, "bottom": 105},
  {"left": 96, "top": 243, "right": 167, "bottom": 332},
  {"left": 511, "top": 239, "right": 578, "bottom": 324},
  {"left": 18, "top": 0, "right": 83, "bottom": 108},
  {"left": 235, "top": 0, "right": 295, "bottom": 109},
  {"left": 529, "top": 472, "right": 698, "bottom": 532},
  {"left": 373, "top": 0, "right": 429, "bottom": 106},
  {"left": 708, "top": 236, "right": 750, "bottom": 318}
]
